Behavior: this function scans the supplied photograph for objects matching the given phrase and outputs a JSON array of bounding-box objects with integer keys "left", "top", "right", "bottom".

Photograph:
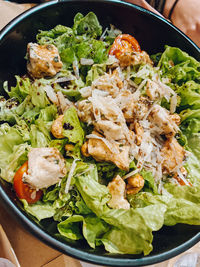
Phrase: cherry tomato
[
  {"left": 109, "top": 34, "right": 141, "bottom": 58},
  {"left": 13, "top": 161, "right": 43, "bottom": 204}
]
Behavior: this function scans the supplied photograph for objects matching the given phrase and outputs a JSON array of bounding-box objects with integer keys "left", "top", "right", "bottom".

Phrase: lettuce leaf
[
  {"left": 0, "top": 124, "right": 30, "bottom": 182},
  {"left": 21, "top": 200, "right": 55, "bottom": 221},
  {"left": 158, "top": 46, "right": 200, "bottom": 85},
  {"left": 140, "top": 169, "right": 158, "bottom": 194},
  {"left": 73, "top": 12, "right": 102, "bottom": 37},
  {"left": 73, "top": 166, "right": 166, "bottom": 255},
  {"left": 36, "top": 12, "right": 109, "bottom": 78},
  {"left": 58, "top": 215, "right": 83, "bottom": 240},
  {"left": 101, "top": 204, "right": 166, "bottom": 255},
  {"left": 128, "top": 182, "right": 200, "bottom": 228},
  {"left": 180, "top": 109, "right": 200, "bottom": 135},
  {"left": 4, "top": 76, "right": 31, "bottom": 102},
  {"left": 58, "top": 214, "right": 109, "bottom": 247},
  {"left": 164, "top": 183, "right": 200, "bottom": 226},
  {"left": 62, "top": 106, "right": 84, "bottom": 145},
  {"left": 75, "top": 166, "right": 110, "bottom": 217},
  {"left": 177, "top": 81, "right": 200, "bottom": 109}
]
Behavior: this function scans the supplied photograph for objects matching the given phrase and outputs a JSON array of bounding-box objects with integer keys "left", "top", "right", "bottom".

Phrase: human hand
[
  {"left": 123, "top": 0, "right": 162, "bottom": 16},
  {"left": 164, "top": 0, "right": 200, "bottom": 47}
]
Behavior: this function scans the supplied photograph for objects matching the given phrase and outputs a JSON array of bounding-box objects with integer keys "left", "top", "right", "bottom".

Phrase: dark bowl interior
[{"left": 0, "top": 0, "right": 199, "bottom": 266}]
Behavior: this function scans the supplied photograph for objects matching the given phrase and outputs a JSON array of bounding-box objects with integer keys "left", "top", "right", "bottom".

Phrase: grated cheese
[{"left": 65, "top": 159, "right": 79, "bottom": 194}]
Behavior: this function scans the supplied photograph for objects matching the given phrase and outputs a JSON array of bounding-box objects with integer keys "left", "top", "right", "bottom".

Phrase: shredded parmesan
[
  {"left": 80, "top": 58, "right": 94, "bottom": 66},
  {"left": 54, "top": 76, "right": 74, "bottom": 83},
  {"left": 170, "top": 94, "right": 177, "bottom": 113},
  {"left": 73, "top": 60, "right": 79, "bottom": 79},
  {"left": 43, "top": 85, "right": 58, "bottom": 105},
  {"left": 65, "top": 159, "right": 79, "bottom": 194},
  {"left": 123, "top": 168, "right": 140, "bottom": 180},
  {"left": 100, "top": 27, "right": 108, "bottom": 41}
]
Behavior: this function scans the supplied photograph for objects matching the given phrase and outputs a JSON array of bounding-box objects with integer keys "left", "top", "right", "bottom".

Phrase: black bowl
[{"left": 0, "top": 0, "right": 199, "bottom": 266}]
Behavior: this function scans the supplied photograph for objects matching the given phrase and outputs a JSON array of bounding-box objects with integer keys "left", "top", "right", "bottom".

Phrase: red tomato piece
[
  {"left": 13, "top": 161, "right": 43, "bottom": 204},
  {"left": 109, "top": 34, "right": 141, "bottom": 58}
]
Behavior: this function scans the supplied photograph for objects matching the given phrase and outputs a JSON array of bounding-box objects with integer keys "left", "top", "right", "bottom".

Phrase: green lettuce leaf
[
  {"left": 101, "top": 204, "right": 166, "bottom": 255},
  {"left": 58, "top": 215, "right": 83, "bottom": 240},
  {"left": 164, "top": 183, "right": 200, "bottom": 225},
  {"left": 180, "top": 109, "right": 200, "bottom": 134},
  {"left": 158, "top": 46, "right": 200, "bottom": 85},
  {"left": 4, "top": 76, "right": 31, "bottom": 102},
  {"left": 62, "top": 106, "right": 84, "bottom": 145},
  {"left": 30, "top": 124, "right": 49, "bottom": 148},
  {"left": 140, "top": 169, "right": 158, "bottom": 194},
  {"left": 74, "top": 166, "right": 166, "bottom": 255},
  {"left": 0, "top": 124, "right": 30, "bottom": 182},
  {"left": 0, "top": 96, "right": 19, "bottom": 123},
  {"left": 58, "top": 214, "right": 109, "bottom": 247},
  {"left": 73, "top": 12, "right": 102, "bottom": 37},
  {"left": 177, "top": 81, "right": 200, "bottom": 109},
  {"left": 75, "top": 166, "right": 110, "bottom": 217},
  {"left": 37, "top": 24, "right": 74, "bottom": 48},
  {"left": 21, "top": 200, "right": 55, "bottom": 221}
]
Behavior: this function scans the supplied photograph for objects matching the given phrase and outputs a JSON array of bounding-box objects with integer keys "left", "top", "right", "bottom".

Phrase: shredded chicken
[
  {"left": 27, "top": 43, "right": 63, "bottom": 78},
  {"left": 108, "top": 175, "right": 130, "bottom": 209}
]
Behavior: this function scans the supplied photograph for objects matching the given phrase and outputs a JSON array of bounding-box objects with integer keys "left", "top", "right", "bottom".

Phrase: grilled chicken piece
[
  {"left": 146, "top": 80, "right": 161, "bottom": 100},
  {"left": 108, "top": 175, "right": 130, "bottom": 209},
  {"left": 23, "top": 147, "right": 66, "bottom": 189},
  {"left": 161, "top": 137, "right": 186, "bottom": 174},
  {"left": 123, "top": 96, "right": 151, "bottom": 122},
  {"left": 94, "top": 120, "right": 125, "bottom": 140},
  {"left": 84, "top": 132, "right": 130, "bottom": 170},
  {"left": 173, "top": 166, "right": 190, "bottom": 186},
  {"left": 27, "top": 43, "right": 63, "bottom": 78},
  {"left": 81, "top": 141, "right": 90, "bottom": 157},
  {"left": 51, "top": 115, "right": 64, "bottom": 139},
  {"left": 77, "top": 100, "right": 94, "bottom": 124},
  {"left": 126, "top": 174, "right": 144, "bottom": 195},
  {"left": 170, "top": 113, "right": 181, "bottom": 126},
  {"left": 91, "top": 72, "right": 123, "bottom": 97},
  {"left": 131, "top": 121, "right": 144, "bottom": 146},
  {"left": 118, "top": 51, "right": 152, "bottom": 67},
  {"left": 149, "top": 104, "right": 179, "bottom": 137}
]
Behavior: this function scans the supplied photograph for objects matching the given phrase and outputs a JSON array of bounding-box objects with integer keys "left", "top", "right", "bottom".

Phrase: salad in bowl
[{"left": 0, "top": 12, "right": 200, "bottom": 256}]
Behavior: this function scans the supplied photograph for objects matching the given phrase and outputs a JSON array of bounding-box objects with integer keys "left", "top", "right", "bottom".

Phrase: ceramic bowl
[{"left": 0, "top": 1, "right": 199, "bottom": 266}]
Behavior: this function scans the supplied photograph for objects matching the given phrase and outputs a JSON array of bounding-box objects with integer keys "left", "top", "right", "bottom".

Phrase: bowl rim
[{"left": 0, "top": 0, "right": 200, "bottom": 266}]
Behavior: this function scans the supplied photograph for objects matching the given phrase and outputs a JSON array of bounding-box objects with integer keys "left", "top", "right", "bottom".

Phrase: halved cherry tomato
[
  {"left": 109, "top": 34, "right": 141, "bottom": 58},
  {"left": 13, "top": 161, "right": 43, "bottom": 204}
]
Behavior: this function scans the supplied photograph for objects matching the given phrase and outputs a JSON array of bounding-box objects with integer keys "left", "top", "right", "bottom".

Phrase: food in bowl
[{"left": 0, "top": 11, "right": 200, "bottom": 255}]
